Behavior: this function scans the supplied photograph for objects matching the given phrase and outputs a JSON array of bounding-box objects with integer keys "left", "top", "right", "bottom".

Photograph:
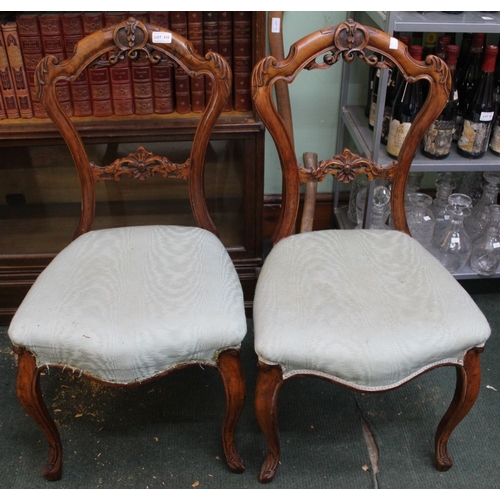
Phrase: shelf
[
  {"left": 342, "top": 105, "right": 500, "bottom": 172},
  {"left": 366, "top": 11, "right": 500, "bottom": 34}
]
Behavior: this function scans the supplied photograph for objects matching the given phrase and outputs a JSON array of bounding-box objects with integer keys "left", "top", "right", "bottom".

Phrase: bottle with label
[
  {"left": 457, "top": 44, "right": 498, "bottom": 159},
  {"left": 421, "top": 45, "right": 460, "bottom": 159},
  {"left": 423, "top": 32, "right": 438, "bottom": 58},
  {"left": 368, "top": 67, "right": 381, "bottom": 130},
  {"left": 386, "top": 45, "right": 424, "bottom": 159}
]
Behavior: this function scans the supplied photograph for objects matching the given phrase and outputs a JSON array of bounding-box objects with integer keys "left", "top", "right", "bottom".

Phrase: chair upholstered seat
[
  {"left": 254, "top": 229, "right": 491, "bottom": 391},
  {"left": 9, "top": 225, "right": 247, "bottom": 384}
]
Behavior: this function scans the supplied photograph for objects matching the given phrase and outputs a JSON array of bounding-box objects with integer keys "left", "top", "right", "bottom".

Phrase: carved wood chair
[
  {"left": 7, "top": 18, "right": 247, "bottom": 480},
  {"left": 251, "top": 19, "right": 491, "bottom": 483}
]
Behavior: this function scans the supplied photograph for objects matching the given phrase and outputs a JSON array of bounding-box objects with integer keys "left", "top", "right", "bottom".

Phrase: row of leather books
[{"left": 0, "top": 11, "right": 253, "bottom": 120}]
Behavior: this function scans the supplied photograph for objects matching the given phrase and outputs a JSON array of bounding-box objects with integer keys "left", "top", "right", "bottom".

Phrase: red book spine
[
  {"left": 38, "top": 13, "right": 74, "bottom": 117},
  {"left": 129, "top": 12, "right": 154, "bottom": 115},
  {"left": 16, "top": 13, "right": 47, "bottom": 118},
  {"left": 61, "top": 12, "right": 92, "bottom": 117},
  {"left": 203, "top": 12, "right": 218, "bottom": 105},
  {"left": 82, "top": 12, "right": 113, "bottom": 117},
  {"left": 0, "top": 23, "right": 20, "bottom": 118},
  {"left": 188, "top": 11, "right": 205, "bottom": 113},
  {"left": 218, "top": 11, "right": 233, "bottom": 112},
  {"left": 104, "top": 12, "right": 134, "bottom": 116},
  {"left": 148, "top": 11, "right": 175, "bottom": 114},
  {"left": 1, "top": 18, "right": 32, "bottom": 118},
  {"left": 170, "top": 11, "right": 191, "bottom": 114},
  {"left": 232, "top": 12, "right": 252, "bottom": 112}
]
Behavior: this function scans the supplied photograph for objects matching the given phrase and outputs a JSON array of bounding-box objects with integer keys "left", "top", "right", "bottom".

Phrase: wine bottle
[
  {"left": 386, "top": 45, "right": 425, "bottom": 159},
  {"left": 457, "top": 44, "right": 498, "bottom": 159},
  {"left": 365, "top": 63, "right": 376, "bottom": 118},
  {"left": 436, "top": 35, "right": 451, "bottom": 60},
  {"left": 423, "top": 32, "right": 438, "bottom": 58},
  {"left": 368, "top": 67, "right": 381, "bottom": 130},
  {"left": 455, "top": 33, "right": 486, "bottom": 141},
  {"left": 421, "top": 45, "right": 460, "bottom": 159}
]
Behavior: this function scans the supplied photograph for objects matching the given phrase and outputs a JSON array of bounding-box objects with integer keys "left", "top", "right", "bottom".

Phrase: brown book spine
[
  {"left": 0, "top": 23, "right": 20, "bottom": 118},
  {"left": 0, "top": 86, "right": 6, "bottom": 119},
  {"left": 170, "top": 11, "right": 190, "bottom": 114},
  {"left": 82, "top": 12, "right": 113, "bottom": 117},
  {"left": 188, "top": 12, "right": 205, "bottom": 113},
  {"left": 129, "top": 12, "right": 154, "bottom": 115},
  {"left": 148, "top": 11, "right": 174, "bottom": 114},
  {"left": 61, "top": 12, "right": 92, "bottom": 117},
  {"left": 104, "top": 12, "right": 134, "bottom": 116},
  {"left": 16, "top": 13, "right": 47, "bottom": 118},
  {"left": 232, "top": 11, "right": 252, "bottom": 112},
  {"left": 38, "top": 13, "right": 74, "bottom": 117},
  {"left": 218, "top": 11, "right": 233, "bottom": 112},
  {"left": 1, "top": 18, "right": 32, "bottom": 118},
  {"left": 203, "top": 12, "right": 218, "bottom": 105}
]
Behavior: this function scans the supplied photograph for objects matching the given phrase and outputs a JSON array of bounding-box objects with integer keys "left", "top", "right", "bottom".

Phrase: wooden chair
[
  {"left": 7, "top": 18, "right": 247, "bottom": 480},
  {"left": 251, "top": 19, "right": 491, "bottom": 483}
]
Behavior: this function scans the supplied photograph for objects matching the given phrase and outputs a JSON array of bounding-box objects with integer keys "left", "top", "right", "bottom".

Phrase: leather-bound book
[
  {"left": 218, "top": 11, "right": 233, "bottom": 112},
  {"left": 129, "top": 12, "right": 154, "bottom": 115},
  {"left": 170, "top": 11, "right": 190, "bottom": 114},
  {"left": 61, "top": 12, "right": 92, "bottom": 117},
  {"left": 82, "top": 12, "right": 113, "bottom": 117},
  {"left": 0, "top": 86, "right": 6, "bottom": 119},
  {"left": 0, "top": 21, "right": 20, "bottom": 118},
  {"left": 232, "top": 11, "right": 252, "bottom": 112},
  {"left": 38, "top": 13, "right": 74, "bottom": 117},
  {"left": 202, "top": 11, "right": 218, "bottom": 105},
  {"left": 16, "top": 13, "right": 47, "bottom": 118},
  {"left": 148, "top": 11, "right": 175, "bottom": 114},
  {"left": 1, "top": 15, "right": 32, "bottom": 118},
  {"left": 188, "top": 11, "right": 205, "bottom": 113},
  {"left": 104, "top": 12, "right": 134, "bottom": 116}
]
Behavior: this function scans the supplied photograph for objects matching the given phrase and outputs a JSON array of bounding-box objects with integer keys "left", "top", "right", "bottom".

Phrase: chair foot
[
  {"left": 217, "top": 349, "right": 246, "bottom": 473},
  {"left": 15, "top": 348, "right": 62, "bottom": 481},
  {"left": 255, "top": 361, "right": 284, "bottom": 483},
  {"left": 435, "top": 347, "right": 483, "bottom": 471}
]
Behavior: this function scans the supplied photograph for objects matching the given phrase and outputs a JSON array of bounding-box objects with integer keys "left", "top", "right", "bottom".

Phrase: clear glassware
[
  {"left": 406, "top": 192, "right": 435, "bottom": 249},
  {"left": 347, "top": 174, "right": 368, "bottom": 223},
  {"left": 431, "top": 177, "right": 457, "bottom": 244},
  {"left": 470, "top": 204, "right": 500, "bottom": 276},
  {"left": 432, "top": 193, "right": 473, "bottom": 273},
  {"left": 355, "top": 180, "right": 390, "bottom": 228},
  {"left": 464, "top": 171, "right": 500, "bottom": 241},
  {"left": 406, "top": 172, "right": 424, "bottom": 195},
  {"left": 356, "top": 185, "right": 391, "bottom": 229},
  {"left": 456, "top": 171, "right": 484, "bottom": 205}
]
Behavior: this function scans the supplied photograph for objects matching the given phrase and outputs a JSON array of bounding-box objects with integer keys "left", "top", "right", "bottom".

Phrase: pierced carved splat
[
  {"left": 90, "top": 146, "right": 190, "bottom": 181},
  {"left": 298, "top": 148, "right": 397, "bottom": 184}
]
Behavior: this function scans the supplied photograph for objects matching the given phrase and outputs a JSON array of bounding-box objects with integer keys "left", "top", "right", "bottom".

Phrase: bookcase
[{"left": 0, "top": 11, "right": 266, "bottom": 324}]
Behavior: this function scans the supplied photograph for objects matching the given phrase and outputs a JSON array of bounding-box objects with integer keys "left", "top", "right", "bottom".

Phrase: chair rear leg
[
  {"left": 435, "top": 347, "right": 483, "bottom": 471},
  {"left": 217, "top": 348, "right": 246, "bottom": 473},
  {"left": 14, "top": 348, "right": 62, "bottom": 481},
  {"left": 255, "top": 360, "right": 284, "bottom": 483}
]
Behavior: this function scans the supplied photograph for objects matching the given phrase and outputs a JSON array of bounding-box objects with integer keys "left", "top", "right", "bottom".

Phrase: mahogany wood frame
[
  {"left": 13, "top": 18, "right": 247, "bottom": 480},
  {"left": 251, "top": 19, "right": 483, "bottom": 483}
]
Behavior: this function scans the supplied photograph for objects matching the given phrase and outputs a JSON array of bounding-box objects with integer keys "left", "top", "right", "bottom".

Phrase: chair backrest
[
  {"left": 35, "top": 17, "right": 231, "bottom": 240},
  {"left": 251, "top": 19, "right": 451, "bottom": 244}
]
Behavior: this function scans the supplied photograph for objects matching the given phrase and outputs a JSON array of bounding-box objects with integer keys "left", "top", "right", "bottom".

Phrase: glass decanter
[
  {"left": 406, "top": 172, "right": 424, "bottom": 195},
  {"left": 432, "top": 193, "right": 473, "bottom": 273},
  {"left": 456, "top": 171, "right": 484, "bottom": 206},
  {"left": 406, "top": 192, "right": 435, "bottom": 249},
  {"left": 355, "top": 181, "right": 391, "bottom": 228},
  {"left": 355, "top": 185, "right": 391, "bottom": 229},
  {"left": 431, "top": 177, "right": 456, "bottom": 244},
  {"left": 464, "top": 171, "right": 500, "bottom": 241},
  {"left": 347, "top": 174, "right": 368, "bottom": 224},
  {"left": 470, "top": 204, "right": 500, "bottom": 276}
]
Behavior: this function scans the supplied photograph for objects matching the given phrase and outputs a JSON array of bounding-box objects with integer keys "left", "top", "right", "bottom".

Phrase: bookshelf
[{"left": 0, "top": 11, "right": 266, "bottom": 323}]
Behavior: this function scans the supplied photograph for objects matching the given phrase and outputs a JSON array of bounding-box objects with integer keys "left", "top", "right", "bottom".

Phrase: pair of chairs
[{"left": 7, "top": 18, "right": 490, "bottom": 484}]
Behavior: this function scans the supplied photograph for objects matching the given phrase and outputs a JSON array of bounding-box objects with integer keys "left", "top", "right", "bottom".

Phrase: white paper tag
[
  {"left": 152, "top": 32, "right": 172, "bottom": 43},
  {"left": 423, "top": 216, "right": 431, "bottom": 221},
  {"left": 271, "top": 18, "right": 281, "bottom": 33},
  {"left": 389, "top": 37, "right": 398, "bottom": 49},
  {"left": 494, "top": 242, "right": 500, "bottom": 249},
  {"left": 451, "top": 237, "right": 460, "bottom": 243},
  {"left": 480, "top": 111, "right": 494, "bottom": 122}
]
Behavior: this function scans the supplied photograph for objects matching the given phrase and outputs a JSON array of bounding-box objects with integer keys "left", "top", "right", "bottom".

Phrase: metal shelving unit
[{"left": 337, "top": 11, "right": 500, "bottom": 280}]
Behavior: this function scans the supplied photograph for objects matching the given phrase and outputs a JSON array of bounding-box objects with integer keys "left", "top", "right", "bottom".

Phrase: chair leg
[
  {"left": 255, "top": 360, "right": 284, "bottom": 483},
  {"left": 435, "top": 347, "right": 483, "bottom": 471},
  {"left": 14, "top": 348, "right": 62, "bottom": 481},
  {"left": 217, "top": 348, "right": 246, "bottom": 473}
]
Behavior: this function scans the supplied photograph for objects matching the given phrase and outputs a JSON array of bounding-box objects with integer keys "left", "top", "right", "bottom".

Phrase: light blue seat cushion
[
  {"left": 254, "top": 229, "right": 490, "bottom": 391},
  {"left": 9, "top": 225, "right": 247, "bottom": 384}
]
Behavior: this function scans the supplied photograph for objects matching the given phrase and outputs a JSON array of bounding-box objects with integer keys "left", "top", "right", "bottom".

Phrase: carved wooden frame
[{"left": 251, "top": 18, "right": 451, "bottom": 243}]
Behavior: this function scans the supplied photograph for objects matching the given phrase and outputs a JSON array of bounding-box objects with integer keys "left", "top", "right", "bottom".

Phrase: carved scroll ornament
[
  {"left": 298, "top": 148, "right": 397, "bottom": 184},
  {"left": 90, "top": 146, "right": 190, "bottom": 181}
]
